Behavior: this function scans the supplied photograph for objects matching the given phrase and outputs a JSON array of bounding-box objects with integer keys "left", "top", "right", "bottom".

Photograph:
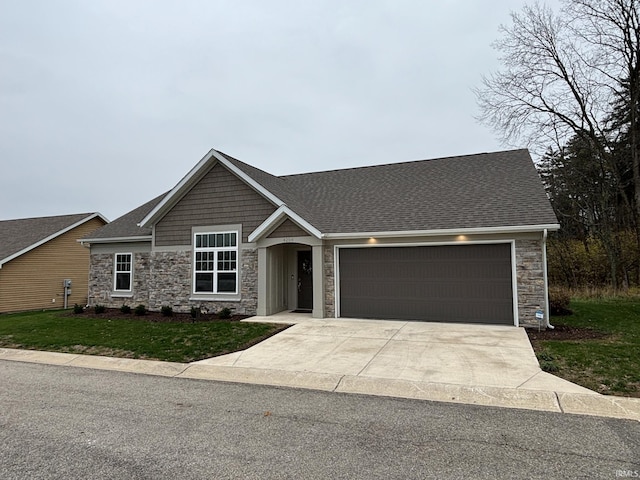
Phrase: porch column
[
  {"left": 312, "top": 244, "right": 325, "bottom": 318},
  {"left": 256, "top": 246, "right": 268, "bottom": 316}
]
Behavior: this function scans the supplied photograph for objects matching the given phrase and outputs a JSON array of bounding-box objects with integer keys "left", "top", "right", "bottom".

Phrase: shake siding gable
[
  {"left": 154, "top": 163, "right": 278, "bottom": 246},
  {"left": 0, "top": 217, "right": 105, "bottom": 313},
  {"left": 268, "top": 219, "right": 309, "bottom": 238}
]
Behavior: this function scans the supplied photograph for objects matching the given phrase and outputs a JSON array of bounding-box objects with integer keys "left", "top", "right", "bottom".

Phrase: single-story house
[
  {"left": 82, "top": 148, "right": 559, "bottom": 327},
  {"left": 0, "top": 213, "right": 107, "bottom": 313}
]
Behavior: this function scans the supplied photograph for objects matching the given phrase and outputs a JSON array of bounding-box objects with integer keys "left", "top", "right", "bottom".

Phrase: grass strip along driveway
[
  {"left": 528, "top": 298, "right": 640, "bottom": 397},
  {"left": 0, "top": 310, "right": 287, "bottom": 363}
]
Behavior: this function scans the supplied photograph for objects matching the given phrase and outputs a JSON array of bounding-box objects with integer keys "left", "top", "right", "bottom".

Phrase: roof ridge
[
  {"left": 280, "top": 148, "right": 529, "bottom": 179},
  {"left": 0, "top": 212, "right": 96, "bottom": 223}
]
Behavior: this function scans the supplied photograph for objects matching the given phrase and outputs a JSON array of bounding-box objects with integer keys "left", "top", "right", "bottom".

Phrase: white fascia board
[
  {"left": 248, "top": 206, "right": 322, "bottom": 242},
  {"left": 214, "top": 152, "right": 284, "bottom": 207},
  {"left": 139, "top": 149, "right": 218, "bottom": 228},
  {"left": 0, "top": 213, "right": 108, "bottom": 269},
  {"left": 139, "top": 149, "right": 286, "bottom": 228},
  {"left": 77, "top": 236, "right": 153, "bottom": 245},
  {"left": 323, "top": 224, "right": 561, "bottom": 240}
]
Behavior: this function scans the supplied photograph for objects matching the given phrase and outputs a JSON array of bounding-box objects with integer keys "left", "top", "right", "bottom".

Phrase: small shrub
[
  {"left": 548, "top": 287, "right": 572, "bottom": 316},
  {"left": 539, "top": 360, "right": 559, "bottom": 373},
  {"left": 73, "top": 304, "right": 84, "bottom": 314},
  {"left": 190, "top": 306, "right": 199, "bottom": 319},
  {"left": 134, "top": 304, "right": 147, "bottom": 316},
  {"left": 94, "top": 304, "right": 106, "bottom": 314},
  {"left": 537, "top": 352, "right": 560, "bottom": 372},
  {"left": 161, "top": 305, "right": 173, "bottom": 317},
  {"left": 218, "top": 307, "right": 232, "bottom": 320},
  {"left": 537, "top": 352, "right": 555, "bottom": 362},
  {"left": 120, "top": 304, "right": 131, "bottom": 314}
]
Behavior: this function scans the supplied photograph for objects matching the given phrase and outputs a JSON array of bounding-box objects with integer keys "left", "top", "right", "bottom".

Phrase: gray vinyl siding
[
  {"left": 155, "top": 163, "right": 277, "bottom": 246},
  {"left": 268, "top": 219, "right": 308, "bottom": 238}
]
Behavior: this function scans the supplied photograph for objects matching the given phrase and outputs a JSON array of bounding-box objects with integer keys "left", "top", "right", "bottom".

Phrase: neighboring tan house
[
  {"left": 0, "top": 213, "right": 107, "bottom": 313},
  {"left": 82, "top": 148, "right": 559, "bottom": 327}
]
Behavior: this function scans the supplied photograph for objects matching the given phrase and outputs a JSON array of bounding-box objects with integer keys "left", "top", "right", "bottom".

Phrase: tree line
[{"left": 475, "top": 0, "right": 640, "bottom": 290}]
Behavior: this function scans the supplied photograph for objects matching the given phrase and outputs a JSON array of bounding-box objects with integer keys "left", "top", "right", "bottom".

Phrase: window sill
[
  {"left": 190, "top": 294, "right": 241, "bottom": 302},
  {"left": 111, "top": 293, "right": 133, "bottom": 298}
]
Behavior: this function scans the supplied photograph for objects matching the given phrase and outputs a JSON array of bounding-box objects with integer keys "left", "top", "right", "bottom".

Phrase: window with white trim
[
  {"left": 114, "top": 253, "right": 132, "bottom": 291},
  {"left": 194, "top": 232, "right": 238, "bottom": 294}
]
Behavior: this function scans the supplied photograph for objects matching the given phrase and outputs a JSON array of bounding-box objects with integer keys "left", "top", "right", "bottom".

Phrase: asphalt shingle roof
[
  {"left": 0, "top": 213, "right": 99, "bottom": 263},
  {"left": 281, "top": 149, "right": 557, "bottom": 232},
  {"left": 87, "top": 149, "right": 557, "bottom": 241},
  {"left": 83, "top": 192, "right": 168, "bottom": 240}
]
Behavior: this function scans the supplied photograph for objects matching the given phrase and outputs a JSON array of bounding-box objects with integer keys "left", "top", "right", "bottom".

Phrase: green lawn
[
  {"left": 0, "top": 310, "right": 287, "bottom": 363},
  {"left": 529, "top": 298, "right": 640, "bottom": 397}
]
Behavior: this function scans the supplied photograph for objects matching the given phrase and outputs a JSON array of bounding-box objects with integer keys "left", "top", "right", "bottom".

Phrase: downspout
[
  {"left": 542, "top": 228, "right": 554, "bottom": 329},
  {"left": 80, "top": 240, "right": 91, "bottom": 308}
]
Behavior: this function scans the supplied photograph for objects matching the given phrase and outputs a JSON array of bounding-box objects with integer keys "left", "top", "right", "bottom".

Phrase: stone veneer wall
[
  {"left": 90, "top": 240, "right": 546, "bottom": 324},
  {"left": 88, "top": 252, "right": 151, "bottom": 308},
  {"left": 323, "top": 245, "right": 335, "bottom": 318},
  {"left": 87, "top": 253, "right": 111, "bottom": 306},
  {"left": 88, "top": 247, "right": 258, "bottom": 315},
  {"left": 515, "top": 238, "right": 546, "bottom": 328},
  {"left": 239, "top": 246, "right": 258, "bottom": 314},
  {"left": 147, "top": 251, "right": 191, "bottom": 310}
]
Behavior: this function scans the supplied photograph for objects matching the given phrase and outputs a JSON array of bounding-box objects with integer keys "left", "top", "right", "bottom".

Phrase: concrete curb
[
  {"left": 335, "top": 375, "right": 562, "bottom": 412},
  {"left": 1, "top": 348, "right": 638, "bottom": 421},
  {"left": 179, "top": 364, "right": 343, "bottom": 391}
]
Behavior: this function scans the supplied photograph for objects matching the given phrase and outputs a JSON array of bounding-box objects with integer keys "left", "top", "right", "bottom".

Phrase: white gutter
[
  {"left": 323, "top": 224, "right": 561, "bottom": 240},
  {"left": 542, "top": 228, "right": 554, "bottom": 329},
  {"left": 78, "top": 236, "right": 152, "bottom": 245}
]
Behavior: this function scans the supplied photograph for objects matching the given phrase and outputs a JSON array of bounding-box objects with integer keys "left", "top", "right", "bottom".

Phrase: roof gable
[
  {"left": 85, "top": 148, "right": 559, "bottom": 243},
  {"left": 0, "top": 213, "right": 107, "bottom": 267},
  {"left": 154, "top": 162, "right": 278, "bottom": 245},
  {"left": 249, "top": 206, "right": 322, "bottom": 242},
  {"left": 268, "top": 218, "right": 310, "bottom": 239},
  {"left": 139, "top": 149, "right": 283, "bottom": 229}
]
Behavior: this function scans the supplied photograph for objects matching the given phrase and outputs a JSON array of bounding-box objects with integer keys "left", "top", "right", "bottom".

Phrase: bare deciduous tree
[{"left": 476, "top": 0, "right": 640, "bottom": 289}]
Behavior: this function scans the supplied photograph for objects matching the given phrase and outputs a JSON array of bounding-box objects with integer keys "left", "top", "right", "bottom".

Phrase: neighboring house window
[
  {"left": 194, "top": 232, "right": 237, "bottom": 294},
  {"left": 114, "top": 253, "right": 132, "bottom": 291}
]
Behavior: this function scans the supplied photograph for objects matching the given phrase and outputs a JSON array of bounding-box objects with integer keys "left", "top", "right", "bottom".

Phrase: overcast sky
[{"left": 1, "top": 1, "right": 555, "bottom": 222}]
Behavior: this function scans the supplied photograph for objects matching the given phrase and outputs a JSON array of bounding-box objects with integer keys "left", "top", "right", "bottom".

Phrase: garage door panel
[{"left": 338, "top": 244, "right": 514, "bottom": 324}]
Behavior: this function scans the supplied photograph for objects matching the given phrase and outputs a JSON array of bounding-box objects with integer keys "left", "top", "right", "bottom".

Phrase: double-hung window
[
  {"left": 194, "top": 232, "right": 238, "bottom": 294},
  {"left": 114, "top": 253, "right": 132, "bottom": 291}
]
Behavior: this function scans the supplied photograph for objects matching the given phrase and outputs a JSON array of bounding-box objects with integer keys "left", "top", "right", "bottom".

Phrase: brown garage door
[{"left": 338, "top": 244, "right": 514, "bottom": 324}]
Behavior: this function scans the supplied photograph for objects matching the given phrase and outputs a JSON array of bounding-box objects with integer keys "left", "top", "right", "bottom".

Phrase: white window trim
[
  {"left": 193, "top": 231, "right": 239, "bottom": 295},
  {"left": 113, "top": 252, "right": 133, "bottom": 293}
]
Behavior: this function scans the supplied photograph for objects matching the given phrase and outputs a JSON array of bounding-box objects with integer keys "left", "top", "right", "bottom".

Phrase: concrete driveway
[
  {"left": 3, "top": 311, "right": 640, "bottom": 419},
  {"left": 196, "top": 312, "right": 593, "bottom": 394}
]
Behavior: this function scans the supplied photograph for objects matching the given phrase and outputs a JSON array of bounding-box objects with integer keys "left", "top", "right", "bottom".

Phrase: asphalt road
[{"left": 1, "top": 361, "right": 638, "bottom": 480}]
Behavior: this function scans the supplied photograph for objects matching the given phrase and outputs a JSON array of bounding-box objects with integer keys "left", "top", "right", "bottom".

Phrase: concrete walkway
[{"left": 1, "top": 312, "right": 639, "bottom": 421}]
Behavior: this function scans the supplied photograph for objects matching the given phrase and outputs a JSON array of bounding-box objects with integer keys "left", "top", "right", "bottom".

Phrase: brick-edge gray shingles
[
  {"left": 0, "top": 213, "right": 95, "bottom": 261},
  {"left": 86, "top": 149, "right": 557, "bottom": 241}
]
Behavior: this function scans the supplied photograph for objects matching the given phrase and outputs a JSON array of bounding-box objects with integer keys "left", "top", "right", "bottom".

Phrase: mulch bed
[
  {"left": 68, "top": 308, "right": 251, "bottom": 323},
  {"left": 526, "top": 324, "right": 610, "bottom": 341}
]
